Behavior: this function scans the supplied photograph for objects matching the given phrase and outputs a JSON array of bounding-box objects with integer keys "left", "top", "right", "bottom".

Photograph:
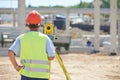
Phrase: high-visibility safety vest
[{"left": 19, "top": 32, "right": 50, "bottom": 79}]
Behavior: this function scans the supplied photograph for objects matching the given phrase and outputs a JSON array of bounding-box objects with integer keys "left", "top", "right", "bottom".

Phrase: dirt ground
[{"left": 0, "top": 53, "right": 120, "bottom": 80}]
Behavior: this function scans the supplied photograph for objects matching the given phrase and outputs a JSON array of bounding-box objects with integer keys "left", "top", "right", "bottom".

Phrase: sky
[{"left": 0, "top": 0, "right": 93, "bottom": 8}]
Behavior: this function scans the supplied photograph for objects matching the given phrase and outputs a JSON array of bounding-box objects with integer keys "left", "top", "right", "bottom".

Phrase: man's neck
[{"left": 29, "top": 28, "right": 39, "bottom": 31}]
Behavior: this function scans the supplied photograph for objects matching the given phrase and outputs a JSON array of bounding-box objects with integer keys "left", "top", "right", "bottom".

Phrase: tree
[
  {"left": 28, "top": 0, "right": 120, "bottom": 9},
  {"left": 78, "top": 1, "right": 90, "bottom": 8},
  {"left": 52, "top": 5, "right": 65, "bottom": 8},
  {"left": 88, "top": 2, "right": 94, "bottom": 8},
  {"left": 101, "top": 0, "right": 110, "bottom": 8},
  {"left": 101, "top": 0, "right": 120, "bottom": 8},
  {"left": 118, "top": 0, "right": 120, "bottom": 8}
]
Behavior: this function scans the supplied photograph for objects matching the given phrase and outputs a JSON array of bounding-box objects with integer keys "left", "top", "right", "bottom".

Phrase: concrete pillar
[
  {"left": 13, "top": 11, "right": 16, "bottom": 27},
  {"left": 118, "top": 19, "right": 120, "bottom": 52},
  {"left": 65, "top": 10, "right": 70, "bottom": 36},
  {"left": 18, "top": 0, "right": 26, "bottom": 33},
  {"left": 110, "top": 0, "right": 117, "bottom": 54},
  {"left": 93, "top": 0, "right": 101, "bottom": 51},
  {"left": 118, "top": 13, "right": 120, "bottom": 53}
]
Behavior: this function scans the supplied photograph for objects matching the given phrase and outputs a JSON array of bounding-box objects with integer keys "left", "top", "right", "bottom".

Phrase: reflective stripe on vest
[
  {"left": 24, "top": 66, "right": 49, "bottom": 73},
  {"left": 21, "top": 59, "right": 49, "bottom": 65},
  {"left": 21, "top": 59, "right": 49, "bottom": 73}
]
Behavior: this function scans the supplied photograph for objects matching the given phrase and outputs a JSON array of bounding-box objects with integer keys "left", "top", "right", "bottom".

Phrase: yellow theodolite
[
  {"left": 43, "top": 23, "right": 71, "bottom": 80},
  {"left": 44, "top": 23, "right": 54, "bottom": 35},
  {"left": 43, "top": 23, "right": 55, "bottom": 40}
]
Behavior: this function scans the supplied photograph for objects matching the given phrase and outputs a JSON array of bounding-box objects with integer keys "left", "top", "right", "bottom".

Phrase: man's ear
[{"left": 26, "top": 24, "right": 29, "bottom": 27}]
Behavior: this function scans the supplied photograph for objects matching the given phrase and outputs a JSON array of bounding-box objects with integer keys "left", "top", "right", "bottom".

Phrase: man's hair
[{"left": 27, "top": 24, "right": 40, "bottom": 28}]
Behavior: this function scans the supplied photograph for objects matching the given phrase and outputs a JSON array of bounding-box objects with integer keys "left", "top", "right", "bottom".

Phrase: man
[{"left": 8, "top": 10, "right": 55, "bottom": 80}]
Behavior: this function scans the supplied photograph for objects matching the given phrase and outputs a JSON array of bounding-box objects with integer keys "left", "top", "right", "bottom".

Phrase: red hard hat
[{"left": 26, "top": 10, "right": 42, "bottom": 24}]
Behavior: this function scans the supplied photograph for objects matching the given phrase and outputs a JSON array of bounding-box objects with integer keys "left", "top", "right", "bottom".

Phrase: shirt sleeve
[
  {"left": 9, "top": 37, "right": 20, "bottom": 56},
  {"left": 46, "top": 36, "right": 55, "bottom": 57}
]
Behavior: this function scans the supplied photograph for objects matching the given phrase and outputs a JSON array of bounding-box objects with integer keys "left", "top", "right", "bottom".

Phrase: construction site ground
[{"left": 0, "top": 53, "right": 120, "bottom": 80}]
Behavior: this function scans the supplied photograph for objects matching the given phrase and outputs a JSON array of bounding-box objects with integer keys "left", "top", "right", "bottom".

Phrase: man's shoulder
[
  {"left": 39, "top": 32, "right": 48, "bottom": 37},
  {"left": 18, "top": 33, "right": 25, "bottom": 38}
]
